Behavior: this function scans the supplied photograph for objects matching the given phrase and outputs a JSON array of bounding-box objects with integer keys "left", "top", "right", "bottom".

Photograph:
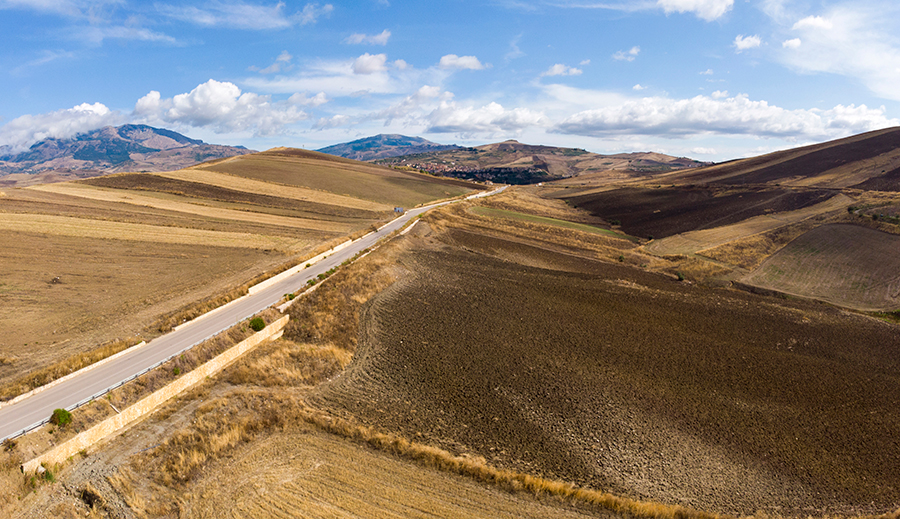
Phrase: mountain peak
[{"left": 317, "top": 134, "right": 459, "bottom": 161}]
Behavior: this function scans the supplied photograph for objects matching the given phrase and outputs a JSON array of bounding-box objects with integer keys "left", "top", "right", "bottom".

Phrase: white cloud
[
  {"left": 352, "top": 53, "right": 387, "bottom": 74},
  {"left": 541, "top": 64, "right": 583, "bottom": 76},
  {"left": 0, "top": 102, "right": 124, "bottom": 153},
  {"left": 778, "top": 4, "right": 900, "bottom": 101},
  {"left": 699, "top": 68, "right": 714, "bottom": 75},
  {"left": 344, "top": 29, "right": 391, "bottom": 45},
  {"left": 312, "top": 114, "right": 351, "bottom": 130},
  {"left": 371, "top": 85, "right": 448, "bottom": 125},
  {"left": 276, "top": 50, "right": 292, "bottom": 62},
  {"left": 505, "top": 35, "right": 525, "bottom": 60},
  {"left": 393, "top": 59, "right": 409, "bottom": 70},
  {"left": 782, "top": 38, "right": 801, "bottom": 49},
  {"left": 691, "top": 147, "right": 717, "bottom": 155},
  {"left": 733, "top": 34, "right": 761, "bottom": 52},
  {"left": 657, "top": 0, "right": 733, "bottom": 21},
  {"left": 633, "top": 84, "right": 647, "bottom": 91},
  {"left": 439, "top": 54, "right": 486, "bottom": 70},
  {"left": 711, "top": 90, "right": 728, "bottom": 99},
  {"left": 553, "top": 92, "right": 898, "bottom": 140},
  {"left": 427, "top": 100, "right": 545, "bottom": 135},
  {"left": 156, "top": 1, "right": 333, "bottom": 30},
  {"left": 133, "top": 79, "right": 307, "bottom": 135},
  {"left": 288, "top": 92, "right": 328, "bottom": 107},
  {"left": 613, "top": 46, "right": 640, "bottom": 61},
  {"left": 580, "top": 59, "right": 591, "bottom": 65},
  {"left": 792, "top": 15, "right": 833, "bottom": 30}
]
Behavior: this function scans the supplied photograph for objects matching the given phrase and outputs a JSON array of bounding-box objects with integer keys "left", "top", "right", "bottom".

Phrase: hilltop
[
  {"left": 375, "top": 139, "right": 707, "bottom": 184},
  {"left": 0, "top": 124, "right": 253, "bottom": 187},
  {"left": 317, "top": 134, "right": 459, "bottom": 161}
]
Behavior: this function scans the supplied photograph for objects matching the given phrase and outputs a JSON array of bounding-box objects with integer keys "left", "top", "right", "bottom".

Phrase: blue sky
[{"left": 1, "top": 0, "right": 899, "bottom": 161}]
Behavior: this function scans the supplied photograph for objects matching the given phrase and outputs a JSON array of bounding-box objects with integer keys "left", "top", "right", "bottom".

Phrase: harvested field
[
  {"left": 561, "top": 186, "right": 835, "bottom": 239},
  {"left": 0, "top": 230, "right": 288, "bottom": 384},
  {"left": 740, "top": 224, "right": 900, "bottom": 311},
  {"left": 30, "top": 182, "right": 359, "bottom": 233},
  {"left": 200, "top": 151, "right": 476, "bottom": 207},
  {"left": 645, "top": 194, "right": 850, "bottom": 256},
  {"left": 81, "top": 173, "right": 387, "bottom": 221},
  {"left": 310, "top": 223, "right": 900, "bottom": 516},
  {"left": 0, "top": 212, "right": 309, "bottom": 251},
  {"left": 183, "top": 426, "right": 607, "bottom": 519},
  {"left": 157, "top": 168, "right": 392, "bottom": 211}
]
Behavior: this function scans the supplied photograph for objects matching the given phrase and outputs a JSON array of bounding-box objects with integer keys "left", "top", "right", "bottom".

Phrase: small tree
[
  {"left": 50, "top": 408, "right": 72, "bottom": 427},
  {"left": 249, "top": 317, "right": 265, "bottom": 332}
]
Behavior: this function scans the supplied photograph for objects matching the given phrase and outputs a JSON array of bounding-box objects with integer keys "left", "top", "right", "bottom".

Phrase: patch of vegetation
[
  {"left": 50, "top": 408, "right": 72, "bottom": 427},
  {"left": 249, "top": 317, "right": 266, "bottom": 332},
  {"left": 471, "top": 206, "right": 635, "bottom": 240}
]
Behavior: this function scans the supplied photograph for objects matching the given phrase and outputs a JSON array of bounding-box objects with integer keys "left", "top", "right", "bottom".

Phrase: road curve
[{"left": 0, "top": 186, "right": 506, "bottom": 442}]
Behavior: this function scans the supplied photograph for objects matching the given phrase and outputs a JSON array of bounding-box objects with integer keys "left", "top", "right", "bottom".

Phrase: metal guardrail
[{"left": 2, "top": 309, "right": 261, "bottom": 443}]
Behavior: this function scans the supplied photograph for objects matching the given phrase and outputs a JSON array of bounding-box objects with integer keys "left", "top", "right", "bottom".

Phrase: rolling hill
[
  {"left": 0, "top": 124, "right": 253, "bottom": 187},
  {"left": 375, "top": 139, "right": 708, "bottom": 184},
  {"left": 316, "top": 134, "right": 459, "bottom": 161}
]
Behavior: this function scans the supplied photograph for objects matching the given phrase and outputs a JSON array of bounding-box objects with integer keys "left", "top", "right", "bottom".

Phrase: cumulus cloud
[
  {"left": 613, "top": 46, "right": 640, "bottom": 61},
  {"left": 541, "top": 64, "right": 583, "bottom": 76},
  {"left": 344, "top": 29, "right": 391, "bottom": 45},
  {"left": 288, "top": 91, "right": 328, "bottom": 107},
  {"left": 352, "top": 53, "right": 387, "bottom": 74},
  {"left": 699, "top": 68, "right": 714, "bottom": 75},
  {"left": 633, "top": 84, "right": 647, "bottom": 91},
  {"left": 0, "top": 102, "right": 124, "bottom": 153},
  {"left": 312, "top": 114, "right": 351, "bottom": 130},
  {"left": 372, "top": 85, "right": 448, "bottom": 125},
  {"left": 782, "top": 38, "right": 801, "bottom": 49},
  {"left": 133, "top": 79, "right": 307, "bottom": 135},
  {"left": 427, "top": 100, "right": 545, "bottom": 134},
  {"left": 157, "top": 1, "right": 333, "bottom": 30},
  {"left": 711, "top": 90, "right": 728, "bottom": 99},
  {"left": 393, "top": 59, "right": 409, "bottom": 70},
  {"left": 438, "top": 54, "right": 486, "bottom": 70},
  {"left": 733, "top": 34, "right": 761, "bottom": 52},
  {"left": 778, "top": 5, "right": 900, "bottom": 101},
  {"left": 793, "top": 15, "right": 833, "bottom": 30},
  {"left": 657, "top": 0, "right": 733, "bottom": 21},
  {"left": 553, "top": 92, "right": 898, "bottom": 140}
]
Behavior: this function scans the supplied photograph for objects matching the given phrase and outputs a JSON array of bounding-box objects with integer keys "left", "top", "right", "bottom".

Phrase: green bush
[
  {"left": 249, "top": 317, "right": 266, "bottom": 332},
  {"left": 675, "top": 272, "right": 685, "bottom": 282},
  {"left": 50, "top": 408, "right": 71, "bottom": 427}
]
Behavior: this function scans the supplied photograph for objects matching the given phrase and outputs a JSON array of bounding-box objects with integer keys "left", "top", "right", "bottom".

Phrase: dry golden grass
[
  {"left": 0, "top": 336, "right": 141, "bottom": 402},
  {"left": 0, "top": 212, "right": 311, "bottom": 251},
  {"left": 157, "top": 168, "right": 393, "bottom": 212},
  {"left": 29, "top": 182, "right": 356, "bottom": 235}
]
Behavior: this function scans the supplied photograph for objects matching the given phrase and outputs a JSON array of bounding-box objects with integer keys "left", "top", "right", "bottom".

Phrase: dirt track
[{"left": 311, "top": 223, "right": 900, "bottom": 516}]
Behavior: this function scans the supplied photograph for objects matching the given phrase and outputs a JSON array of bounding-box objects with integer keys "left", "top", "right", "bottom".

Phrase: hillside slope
[
  {"left": 0, "top": 124, "right": 253, "bottom": 186},
  {"left": 375, "top": 140, "right": 707, "bottom": 184},
  {"left": 317, "top": 134, "right": 459, "bottom": 161}
]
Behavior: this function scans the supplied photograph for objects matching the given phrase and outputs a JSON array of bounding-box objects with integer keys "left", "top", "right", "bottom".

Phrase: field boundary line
[
  {"left": 0, "top": 341, "right": 146, "bottom": 411},
  {"left": 21, "top": 316, "right": 289, "bottom": 474}
]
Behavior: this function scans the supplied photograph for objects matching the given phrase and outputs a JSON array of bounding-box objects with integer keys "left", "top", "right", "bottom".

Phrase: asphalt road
[{"left": 0, "top": 187, "right": 505, "bottom": 442}]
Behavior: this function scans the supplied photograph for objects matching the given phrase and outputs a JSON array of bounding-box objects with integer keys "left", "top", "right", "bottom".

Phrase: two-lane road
[{"left": 0, "top": 187, "right": 505, "bottom": 442}]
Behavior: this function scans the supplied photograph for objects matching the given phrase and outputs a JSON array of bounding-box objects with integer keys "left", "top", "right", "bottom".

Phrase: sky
[{"left": 1, "top": 0, "right": 899, "bottom": 161}]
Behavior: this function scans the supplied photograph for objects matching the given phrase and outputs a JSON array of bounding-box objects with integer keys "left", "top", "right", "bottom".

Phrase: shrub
[
  {"left": 50, "top": 408, "right": 72, "bottom": 427},
  {"left": 618, "top": 255, "right": 624, "bottom": 262},
  {"left": 249, "top": 317, "right": 266, "bottom": 332},
  {"left": 173, "top": 367, "right": 181, "bottom": 376},
  {"left": 675, "top": 272, "right": 685, "bottom": 282}
]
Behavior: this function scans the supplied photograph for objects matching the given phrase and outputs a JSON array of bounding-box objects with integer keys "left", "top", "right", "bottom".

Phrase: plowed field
[
  {"left": 741, "top": 224, "right": 900, "bottom": 311},
  {"left": 561, "top": 186, "right": 833, "bottom": 239},
  {"left": 311, "top": 225, "right": 900, "bottom": 516}
]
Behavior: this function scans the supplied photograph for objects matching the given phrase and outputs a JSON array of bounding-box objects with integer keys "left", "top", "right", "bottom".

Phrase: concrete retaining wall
[{"left": 22, "top": 315, "right": 289, "bottom": 474}]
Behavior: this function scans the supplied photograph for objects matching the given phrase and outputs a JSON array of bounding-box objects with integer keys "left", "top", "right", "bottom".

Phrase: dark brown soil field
[
  {"left": 670, "top": 127, "right": 900, "bottom": 186},
  {"left": 560, "top": 186, "right": 833, "bottom": 239},
  {"left": 310, "top": 223, "right": 900, "bottom": 516},
  {"left": 740, "top": 223, "right": 900, "bottom": 311},
  {"left": 852, "top": 166, "right": 900, "bottom": 191},
  {"left": 81, "top": 173, "right": 387, "bottom": 221}
]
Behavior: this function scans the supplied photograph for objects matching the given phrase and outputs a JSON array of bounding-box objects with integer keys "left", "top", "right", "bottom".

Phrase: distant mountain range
[
  {"left": 374, "top": 139, "right": 709, "bottom": 184},
  {"left": 317, "top": 134, "right": 459, "bottom": 161},
  {"left": 0, "top": 124, "right": 253, "bottom": 186}
]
